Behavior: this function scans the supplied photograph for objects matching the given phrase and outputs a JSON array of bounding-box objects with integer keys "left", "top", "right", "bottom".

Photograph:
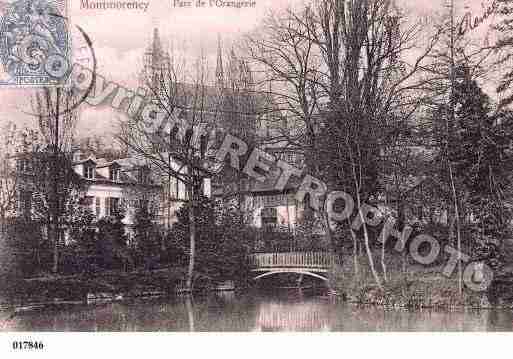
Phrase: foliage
[
  {"left": 0, "top": 218, "right": 49, "bottom": 299},
  {"left": 168, "top": 196, "right": 256, "bottom": 284},
  {"left": 428, "top": 65, "right": 513, "bottom": 269},
  {"left": 452, "top": 69, "right": 513, "bottom": 263},
  {"left": 0, "top": 122, "right": 20, "bottom": 230},
  {"left": 493, "top": 0, "right": 513, "bottom": 107},
  {"left": 95, "top": 212, "right": 132, "bottom": 271},
  {"left": 66, "top": 210, "right": 132, "bottom": 274},
  {"left": 132, "top": 205, "right": 163, "bottom": 269},
  {"left": 25, "top": 149, "right": 85, "bottom": 222}
]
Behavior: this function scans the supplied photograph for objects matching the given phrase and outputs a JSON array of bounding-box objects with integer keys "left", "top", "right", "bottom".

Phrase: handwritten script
[{"left": 458, "top": 0, "right": 497, "bottom": 36}]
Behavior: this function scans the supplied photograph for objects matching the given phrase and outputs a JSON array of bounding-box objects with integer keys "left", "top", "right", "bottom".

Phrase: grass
[{"left": 329, "top": 252, "right": 490, "bottom": 308}]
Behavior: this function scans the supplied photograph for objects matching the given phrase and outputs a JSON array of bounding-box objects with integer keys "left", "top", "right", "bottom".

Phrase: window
[
  {"left": 105, "top": 198, "right": 109, "bottom": 216},
  {"left": 282, "top": 153, "right": 295, "bottom": 165},
  {"left": 85, "top": 166, "right": 95, "bottom": 179},
  {"left": 296, "top": 154, "right": 305, "bottom": 167},
  {"left": 261, "top": 207, "right": 277, "bottom": 227},
  {"left": 417, "top": 206, "right": 424, "bottom": 221},
  {"left": 95, "top": 197, "right": 101, "bottom": 218},
  {"left": 167, "top": 177, "right": 178, "bottom": 199},
  {"left": 105, "top": 197, "right": 120, "bottom": 217},
  {"left": 57, "top": 197, "right": 66, "bottom": 214},
  {"left": 109, "top": 168, "right": 120, "bottom": 182},
  {"left": 281, "top": 153, "right": 303, "bottom": 167},
  {"left": 19, "top": 191, "right": 32, "bottom": 218},
  {"left": 258, "top": 117, "right": 272, "bottom": 139},
  {"left": 138, "top": 168, "right": 150, "bottom": 184},
  {"left": 17, "top": 159, "right": 32, "bottom": 173}
]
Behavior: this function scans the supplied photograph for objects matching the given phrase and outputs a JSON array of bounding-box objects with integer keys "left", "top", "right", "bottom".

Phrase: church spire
[
  {"left": 141, "top": 27, "right": 170, "bottom": 93},
  {"left": 152, "top": 28, "right": 162, "bottom": 55},
  {"left": 215, "top": 34, "right": 224, "bottom": 89}
]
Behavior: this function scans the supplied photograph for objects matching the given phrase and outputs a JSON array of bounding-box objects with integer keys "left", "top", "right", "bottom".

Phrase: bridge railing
[{"left": 249, "top": 252, "right": 337, "bottom": 270}]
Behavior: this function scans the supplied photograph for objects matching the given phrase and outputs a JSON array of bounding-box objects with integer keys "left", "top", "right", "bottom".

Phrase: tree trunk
[
  {"left": 349, "top": 225, "right": 360, "bottom": 282},
  {"left": 323, "top": 211, "right": 335, "bottom": 253},
  {"left": 52, "top": 87, "right": 60, "bottom": 275},
  {"left": 349, "top": 141, "right": 383, "bottom": 290},
  {"left": 381, "top": 219, "right": 388, "bottom": 282},
  {"left": 0, "top": 215, "right": 5, "bottom": 235},
  {"left": 358, "top": 203, "right": 383, "bottom": 290},
  {"left": 238, "top": 176, "right": 244, "bottom": 225},
  {"left": 395, "top": 198, "right": 407, "bottom": 277},
  {"left": 186, "top": 184, "right": 196, "bottom": 292},
  {"left": 448, "top": 163, "right": 463, "bottom": 295},
  {"left": 448, "top": 0, "right": 463, "bottom": 296},
  {"left": 381, "top": 188, "right": 389, "bottom": 282},
  {"left": 52, "top": 226, "right": 59, "bottom": 274}
]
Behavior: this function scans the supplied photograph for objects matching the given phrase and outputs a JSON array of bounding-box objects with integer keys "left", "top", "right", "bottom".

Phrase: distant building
[
  {"left": 11, "top": 28, "right": 306, "bottom": 241},
  {"left": 71, "top": 149, "right": 211, "bottom": 233},
  {"left": 12, "top": 148, "right": 211, "bottom": 242},
  {"left": 137, "top": 27, "right": 306, "bottom": 233}
]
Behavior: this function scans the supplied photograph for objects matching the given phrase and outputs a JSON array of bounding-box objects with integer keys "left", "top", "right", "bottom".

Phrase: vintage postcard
[{"left": 0, "top": 0, "right": 512, "bottom": 356}]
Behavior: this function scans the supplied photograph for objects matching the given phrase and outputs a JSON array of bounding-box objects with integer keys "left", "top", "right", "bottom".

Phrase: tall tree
[
  {"left": 117, "top": 54, "right": 217, "bottom": 292},
  {"left": 493, "top": 0, "right": 513, "bottom": 107},
  {"left": 449, "top": 66, "right": 512, "bottom": 269},
  {"left": 32, "top": 86, "right": 81, "bottom": 274},
  {"left": 313, "top": 0, "right": 437, "bottom": 288},
  {"left": 247, "top": 0, "right": 439, "bottom": 288},
  {"left": 245, "top": 6, "right": 323, "bottom": 175},
  {"left": 0, "top": 122, "right": 20, "bottom": 233},
  {"left": 421, "top": 0, "right": 495, "bottom": 293}
]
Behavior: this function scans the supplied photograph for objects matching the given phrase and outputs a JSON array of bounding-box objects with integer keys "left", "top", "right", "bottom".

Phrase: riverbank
[
  {"left": 3, "top": 255, "right": 513, "bottom": 312},
  {"left": 0, "top": 266, "right": 217, "bottom": 309},
  {"left": 330, "top": 254, "right": 513, "bottom": 310}
]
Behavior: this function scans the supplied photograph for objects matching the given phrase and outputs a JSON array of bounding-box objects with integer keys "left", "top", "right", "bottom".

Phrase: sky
[{"left": 0, "top": 0, "right": 496, "bottom": 138}]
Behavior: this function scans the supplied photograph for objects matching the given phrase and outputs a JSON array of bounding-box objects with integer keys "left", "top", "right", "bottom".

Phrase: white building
[
  {"left": 71, "top": 151, "right": 211, "bottom": 234},
  {"left": 11, "top": 148, "right": 211, "bottom": 245}
]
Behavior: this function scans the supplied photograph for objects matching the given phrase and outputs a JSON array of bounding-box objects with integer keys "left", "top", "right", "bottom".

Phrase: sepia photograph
[{"left": 0, "top": 0, "right": 512, "bottom": 356}]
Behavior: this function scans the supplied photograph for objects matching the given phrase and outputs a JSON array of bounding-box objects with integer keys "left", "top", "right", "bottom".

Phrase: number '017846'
[{"left": 12, "top": 341, "right": 44, "bottom": 350}]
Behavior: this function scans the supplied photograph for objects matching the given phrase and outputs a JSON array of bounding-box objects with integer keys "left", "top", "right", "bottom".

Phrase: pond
[{"left": 2, "top": 290, "right": 513, "bottom": 332}]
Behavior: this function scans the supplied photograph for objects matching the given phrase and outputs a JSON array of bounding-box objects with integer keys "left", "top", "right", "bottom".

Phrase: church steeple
[
  {"left": 215, "top": 34, "right": 224, "bottom": 89},
  {"left": 152, "top": 28, "right": 163, "bottom": 59},
  {"left": 141, "top": 27, "right": 170, "bottom": 91},
  {"left": 240, "top": 59, "right": 254, "bottom": 89}
]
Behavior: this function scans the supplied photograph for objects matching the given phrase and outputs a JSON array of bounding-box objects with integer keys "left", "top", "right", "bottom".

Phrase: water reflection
[
  {"left": 1, "top": 291, "right": 513, "bottom": 332},
  {"left": 254, "top": 300, "right": 333, "bottom": 331},
  {"left": 185, "top": 296, "right": 194, "bottom": 332}
]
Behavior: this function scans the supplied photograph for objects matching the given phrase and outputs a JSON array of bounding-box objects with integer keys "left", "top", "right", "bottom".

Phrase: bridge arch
[{"left": 253, "top": 270, "right": 329, "bottom": 282}]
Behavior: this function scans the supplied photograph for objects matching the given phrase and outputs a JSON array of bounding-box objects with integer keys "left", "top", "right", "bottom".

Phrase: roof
[
  {"left": 95, "top": 160, "right": 122, "bottom": 169},
  {"left": 73, "top": 154, "right": 159, "bottom": 187},
  {"left": 73, "top": 157, "right": 97, "bottom": 165}
]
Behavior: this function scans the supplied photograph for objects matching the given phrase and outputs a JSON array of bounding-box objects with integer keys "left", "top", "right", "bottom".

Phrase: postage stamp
[{"left": 0, "top": 0, "right": 71, "bottom": 87}]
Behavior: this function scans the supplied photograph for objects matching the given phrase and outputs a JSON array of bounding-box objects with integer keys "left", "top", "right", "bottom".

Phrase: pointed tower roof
[
  {"left": 240, "top": 59, "right": 254, "bottom": 88},
  {"left": 215, "top": 34, "right": 224, "bottom": 89},
  {"left": 141, "top": 27, "right": 171, "bottom": 91},
  {"left": 152, "top": 28, "right": 163, "bottom": 56}
]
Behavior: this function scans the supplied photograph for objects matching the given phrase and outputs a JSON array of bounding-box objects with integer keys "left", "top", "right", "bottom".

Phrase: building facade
[{"left": 12, "top": 148, "right": 211, "bottom": 243}]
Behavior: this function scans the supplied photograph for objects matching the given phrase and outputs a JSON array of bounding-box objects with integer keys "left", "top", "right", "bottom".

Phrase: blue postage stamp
[{"left": 0, "top": 0, "right": 71, "bottom": 87}]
